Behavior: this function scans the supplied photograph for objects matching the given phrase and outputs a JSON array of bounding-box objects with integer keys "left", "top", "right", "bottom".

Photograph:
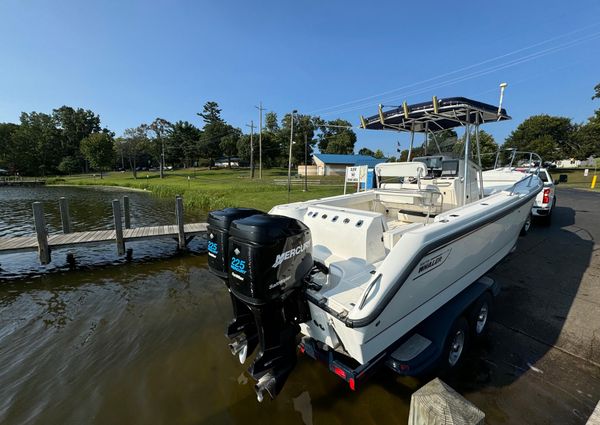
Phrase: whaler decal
[
  {"left": 272, "top": 240, "right": 311, "bottom": 268},
  {"left": 413, "top": 248, "right": 451, "bottom": 279}
]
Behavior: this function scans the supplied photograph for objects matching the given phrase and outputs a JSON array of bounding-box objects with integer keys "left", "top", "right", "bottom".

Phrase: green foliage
[
  {"left": 0, "top": 123, "right": 19, "bottom": 169},
  {"left": 122, "top": 125, "right": 151, "bottom": 178},
  {"left": 80, "top": 132, "right": 115, "bottom": 178},
  {"left": 197, "top": 101, "right": 223, "bottom": 124},
  {"left": 373, "top": 149, "right": 385, "bottom": 159},
  {"left": 168, "top": 121, "right": 202, "bottom": 167},
  {"left": 316, "top": 119, "right": 356, "bottom": 154},
  {"left": 219, "top": 129, "right": 242, "bottom": 167},
  {"left": 358, "top": 147, "right": 375, "bottom": 156},
  {"left": 593, "top": 83, "right": 600, "bottom": 100},
  {"left": 453, "top": 130, "right": 499, "bottom": 168},
  {"left": 280, "top": 113, "right": 316, "bottom": 166},
  {"left": 57, "top": 156, "right": 81, "bottom": 175},
  {"left": 504, "top": 115, "right": 576, "bottom": 161}
]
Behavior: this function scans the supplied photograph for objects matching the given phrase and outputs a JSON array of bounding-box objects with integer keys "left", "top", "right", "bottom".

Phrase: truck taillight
[{"left": 543, "top": 188, "right": 550, "bottom": 204}]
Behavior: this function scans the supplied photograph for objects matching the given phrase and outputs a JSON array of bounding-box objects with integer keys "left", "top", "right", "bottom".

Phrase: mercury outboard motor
[
  {"left": 207, "top": 208, "right": 263, "bottom": 362},
  {"left": 227, "top": 214, "right": 313, "bottom": 401}
]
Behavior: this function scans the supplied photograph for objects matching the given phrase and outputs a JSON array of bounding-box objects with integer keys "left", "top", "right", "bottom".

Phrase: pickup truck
[{"left": 530, "top": 168, "right": 557, "bottom": 224}]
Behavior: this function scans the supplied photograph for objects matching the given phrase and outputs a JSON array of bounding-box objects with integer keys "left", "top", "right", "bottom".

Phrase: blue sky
[{"left": 1, "top": 0, "right": 599, "bottom": 156}]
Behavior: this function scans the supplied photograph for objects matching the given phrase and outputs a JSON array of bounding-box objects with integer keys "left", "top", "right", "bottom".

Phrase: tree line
[
  {"left": 0, "top": 101, "right": 357, "bottom": 178},
  {"left": 1, "top": 84, "right": 599, "bottom": 177}
]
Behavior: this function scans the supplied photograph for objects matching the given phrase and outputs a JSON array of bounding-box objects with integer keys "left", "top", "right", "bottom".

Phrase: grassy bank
[
  {"left": 47, "top": 168, "right": 345, "bottom": 212},
  {"left": 550, "top": 168, "right": 599, "bottom": 190}
]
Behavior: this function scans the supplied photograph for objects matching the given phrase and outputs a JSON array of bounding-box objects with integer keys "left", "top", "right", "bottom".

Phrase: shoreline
[{"left": 47, "top": 183, "right": 152, "bottom": 193}]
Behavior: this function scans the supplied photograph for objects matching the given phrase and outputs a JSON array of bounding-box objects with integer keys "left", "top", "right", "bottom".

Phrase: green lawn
[
  {"left": 550, "top": 168, "right": 599, "bottom": 190},
  {"left": 47, "top": 168, "right": 346, "bottom": 212}
]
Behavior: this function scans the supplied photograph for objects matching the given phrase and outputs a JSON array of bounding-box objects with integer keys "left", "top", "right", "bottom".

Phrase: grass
[
  {"left": 46, "top": 168, "right": 346, "bottom": 212},
  {"left": 550, "top": 168, "right": 599, "bottom": 190}
]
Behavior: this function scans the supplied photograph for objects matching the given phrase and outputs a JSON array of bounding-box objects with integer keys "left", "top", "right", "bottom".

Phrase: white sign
[
  {"left": 345, "top": 166, "right": 361, "bottom": 182},
  {"left": 344, "top": 165, "right": 368, "bottom": 194},
  {"left": 584, "top": 168, "right": 589, "bottom": 177}
]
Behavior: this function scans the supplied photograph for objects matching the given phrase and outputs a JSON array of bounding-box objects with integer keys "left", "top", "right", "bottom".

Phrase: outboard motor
[
  {"left": 207, "top": 208, "right": 263, "bottom": 361},
  {"left": 227, "top": 214, "right": 313, "bottom": 401}
]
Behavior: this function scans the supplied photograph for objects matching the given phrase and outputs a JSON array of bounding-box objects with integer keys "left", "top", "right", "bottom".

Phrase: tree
[
  {"left": 148, "top": 118, "right": 173, "bottom": 178},
  {"left": 576, "top": 111, "right": 600, "bottom": 158},
  {"left": 11, "top": 112, "right": 62, "bottom": 176},
  {"left": 316, "top": 119, "right": 356, "bottom": 154},
  {"left": 169, "top": 121, "right": 202, "bottom": 168},
  {"left": 53, "top": 106, "right": 102, "bottom": 172},
  {"left": 504, "top": 115, "right": 576, "bottom": 161},
  {"left": 57, "top": 156, "right": 80, "bottom": 175},
  {"left": 80, "top": 132, "right": 115, "bottom": 179},
  {"left": 280, "top": 113, "right": 317, "bottom": 167},
  {"left": 0, "top": 123, "right": 19, "bottom": 171},
  {"left": 122, "top": 125, "right": 150, "bottom": 178},
  {"left": 373, "top": 149, "right": 386, "bottom": 159},
  {"left": 592, "top": 83, "right": 600, "bottom": 100},
  {"left": 197, "top": 101, "right": 223, "bottom": 125},
  {"left": 358, "top": 147, "right": 375, "bottom": 156},
  {"left": 219, "top": 129, "right": 242, "bottom": 168},
  {"left": 453, "top": 130, "right": 499, "bottom": 168}
]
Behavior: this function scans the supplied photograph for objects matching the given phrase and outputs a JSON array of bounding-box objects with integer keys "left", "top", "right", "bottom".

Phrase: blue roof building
[{"left": 308, "top": 153, "right": 387, "bottom": 176}]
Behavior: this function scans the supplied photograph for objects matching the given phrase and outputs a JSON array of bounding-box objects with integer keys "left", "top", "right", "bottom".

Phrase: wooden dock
[
  {"left": 0, "top": 223, "right": 208, "bottom": 254},
  {"left": 0, "top": 195, "right": 208, "bottom": 266}
]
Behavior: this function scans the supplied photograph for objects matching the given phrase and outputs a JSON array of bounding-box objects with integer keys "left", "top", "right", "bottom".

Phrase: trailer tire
[
  {"left": 470, "top": 292, "right": 492, "bottom": 338},
  {"left": 442, "top": 316, "right": 469, "bottom": 370},
  {"left": 520, "top": 213, "right": 532, "bottom": 236}
]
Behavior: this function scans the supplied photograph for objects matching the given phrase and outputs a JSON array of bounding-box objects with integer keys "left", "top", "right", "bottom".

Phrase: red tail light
[
  {"left": 333, "top": 366, "right": 346, "bottom": 380},
  {"left": 543, "top": 188, "right": 550, "bottom": 204},
  {"left": 349, "top": 378, "right": 356, "bottom": 391}
]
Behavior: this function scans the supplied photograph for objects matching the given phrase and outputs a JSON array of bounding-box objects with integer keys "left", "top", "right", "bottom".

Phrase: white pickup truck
[{"left": 530, "top": 168, "right": 557, "bottom": 224}]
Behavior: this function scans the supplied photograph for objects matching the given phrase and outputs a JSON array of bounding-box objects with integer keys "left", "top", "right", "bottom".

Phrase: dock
[
  {"left": 0, "top": 177, "right": 46, "bottom": 186},
  {"left": 0, "top": 195, "right": 207, "bottom": 266}
]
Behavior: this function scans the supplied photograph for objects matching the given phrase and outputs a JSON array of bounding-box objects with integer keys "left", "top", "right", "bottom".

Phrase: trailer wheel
[
  {"left": 470, "top": 292, "right": 492, "bottom": 338},
  {"left": 443, "top": 317, "right": 469, "bottom": 369},
  {"left": 520, "top": 213, "right": 532, "bottom": 236}
]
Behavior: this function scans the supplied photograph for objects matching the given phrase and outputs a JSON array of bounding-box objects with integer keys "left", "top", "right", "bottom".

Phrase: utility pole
[
  {"left": 246, "top": 121, "right": 255, "bottom": 178},
  {"left": 304, "top": 133, "right": 308, "bottom": 192},
  {"left": 255, "top": 102, "right": 265, "bottom": 179},
  {"left": 287, "top": 110, "right": 297, "bottom": 194}
]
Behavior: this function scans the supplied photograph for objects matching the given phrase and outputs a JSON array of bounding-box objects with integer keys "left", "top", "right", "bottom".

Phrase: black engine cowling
[{"left": 207, "top": 210, "right": 313, "bottom": 402}]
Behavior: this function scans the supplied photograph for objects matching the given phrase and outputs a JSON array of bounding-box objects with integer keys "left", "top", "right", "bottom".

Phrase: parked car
[{"left": 530, "top": 168, "right": 557, "bottom": 224}]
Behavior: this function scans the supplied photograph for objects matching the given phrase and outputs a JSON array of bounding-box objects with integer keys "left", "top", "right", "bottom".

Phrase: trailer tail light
[
  {"left": 543, "top": 188, "right": 550, "bottom": 204},
  {"left": 349, "top": 378, "right": 356, "bottom": 391},
  {"left": 333, "top": 366, "right": 346, "bottom": 380}
]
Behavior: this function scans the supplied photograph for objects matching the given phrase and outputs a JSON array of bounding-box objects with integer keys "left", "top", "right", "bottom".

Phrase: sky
[{"left": 1, "top": 0, "right": 600, "bottom": 157}]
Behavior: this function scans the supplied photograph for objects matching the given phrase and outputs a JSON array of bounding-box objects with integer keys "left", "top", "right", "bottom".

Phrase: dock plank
[{"left": 0, "top": 222, "right": 207, "bottom": 257}]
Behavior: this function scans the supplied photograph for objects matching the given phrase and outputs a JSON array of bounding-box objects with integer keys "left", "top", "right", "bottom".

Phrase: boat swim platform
[{"left": 0, "top": 223, "right": 208, "bottom": 255}]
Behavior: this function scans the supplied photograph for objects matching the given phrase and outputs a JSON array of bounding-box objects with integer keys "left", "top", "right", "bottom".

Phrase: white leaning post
[{"left": 408, "top": 378, "right": 485, "bottom": 425}]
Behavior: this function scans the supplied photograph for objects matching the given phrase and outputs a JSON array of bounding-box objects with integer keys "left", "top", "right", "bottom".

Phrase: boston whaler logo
[
  {"left": 272, "top": 240, "right": 311, "bottom": 268},
  {"left": 414, "top": 248, "right": 451, "bottom": 279}
]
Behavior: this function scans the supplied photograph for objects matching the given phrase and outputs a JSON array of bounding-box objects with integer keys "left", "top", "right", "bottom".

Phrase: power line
[{"left": 308, "top": 23, "right": 600, "bottom": 117}]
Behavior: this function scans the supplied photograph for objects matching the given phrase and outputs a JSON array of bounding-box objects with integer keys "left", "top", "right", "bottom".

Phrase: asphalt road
[{"left": 446, "top": 188, "right": 600, "bottom": 424}]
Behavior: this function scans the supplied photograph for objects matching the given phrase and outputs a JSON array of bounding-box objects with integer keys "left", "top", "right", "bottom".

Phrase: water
[{"left": 1, "top": 186, "right": 599, "bottom": 424}]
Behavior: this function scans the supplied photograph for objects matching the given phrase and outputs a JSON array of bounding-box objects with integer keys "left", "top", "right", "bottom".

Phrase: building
[
  {"left": 554, "top": 156, "right": 597, "bottom": 168},
  {"left": 299, "top": 153, "right": 386, "bottom": 176},
  {"left": 214, "top": 157, "right": 243, "bottom": 168}
]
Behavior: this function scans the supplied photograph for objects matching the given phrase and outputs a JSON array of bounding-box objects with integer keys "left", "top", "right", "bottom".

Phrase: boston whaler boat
[{"left": 206, "top": 97, "right": 543, "bottom": 401}]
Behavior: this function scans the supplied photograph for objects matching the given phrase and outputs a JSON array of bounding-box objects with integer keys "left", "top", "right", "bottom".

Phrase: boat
[{"left": 206, "top": 96, "right": 543, "bottom": 401}]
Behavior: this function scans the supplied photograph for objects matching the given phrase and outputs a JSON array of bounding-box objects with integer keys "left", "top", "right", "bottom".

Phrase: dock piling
[
  {"left": 112, "top": 199, "right": 125, "bottom": 256},
  {"left": 32, "top": 202, "right": 51, "bottom": 264},
  {"left": 409, "top": 378, "right": 484, "bottom": 425},
  {"left": 123, "top": 196, "right": 131, "bottom": 229},
  {"left": 59, "top": 197, "right": 72, "bottom": 234},
  {"left": 175, "top": 195, "right": 186, "bottom": 249}
]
